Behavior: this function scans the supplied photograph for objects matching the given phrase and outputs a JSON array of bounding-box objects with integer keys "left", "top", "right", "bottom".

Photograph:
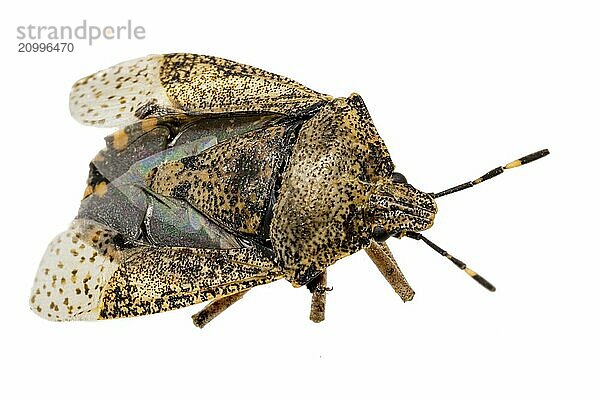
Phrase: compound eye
[
  {"left": 372, "top": 226, "right": 391, "bottom": 242},
  {"left": 392, "top": 172, "right": 407, "bottom": 184}
]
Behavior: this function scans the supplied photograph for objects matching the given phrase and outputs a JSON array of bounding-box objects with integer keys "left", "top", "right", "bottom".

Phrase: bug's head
[
  {"left": 366, "top": 149, "right": 549, "bottom": 292},
  {"left": 367, "top": 172, "right": 438, "bottom": 242}
]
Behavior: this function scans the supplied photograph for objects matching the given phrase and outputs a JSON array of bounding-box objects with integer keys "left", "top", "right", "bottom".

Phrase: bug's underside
[{"left": 31, "top": 53, "right": 421, "bottom": 324}]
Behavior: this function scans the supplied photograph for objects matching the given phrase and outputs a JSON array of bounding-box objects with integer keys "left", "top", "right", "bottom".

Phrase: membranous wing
[
  {"left": 78, "top": 112, "right": 297, "bottom": 249},
  {"left": 70, "top": 53, "right": 332, "bottom": 128},
  {"left": 78, "top": 128, "right": 239, "bottom": 249},
  {"left": 87, "top": 113, "right": 278, "bottom": 182}
]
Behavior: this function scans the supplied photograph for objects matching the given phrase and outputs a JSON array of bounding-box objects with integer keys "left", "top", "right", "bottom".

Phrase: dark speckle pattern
[
  {"left": 160, "top": 53, "right": 332, "bottom": 117},
  {"left": 147, "top": 125, "right": 293, "bottom": 237},
  {"left": 99, "top": 246, "right": 283, "bottom": 319},
  {"left": 271, "top": 94, "right": 396, "bottom": 286}
]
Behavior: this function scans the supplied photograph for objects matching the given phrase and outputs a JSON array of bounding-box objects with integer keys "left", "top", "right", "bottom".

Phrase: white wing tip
[
  {"left": 30, "top": 224, "right": 120, "bottom": 321},
  {"left": 68, "top": 55, "right": 165, "bottom": 128}
]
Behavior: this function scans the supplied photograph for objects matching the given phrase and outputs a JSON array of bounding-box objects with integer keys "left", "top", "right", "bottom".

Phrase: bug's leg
[
  {"left": 192, "top": 290, "right": 249, "bottom": 329},
  {"left": 306, "top": 271, "right": 329, "bottom": 323},
  {"left": 365, "top": 241, "right": 415, "bottom": 302}
]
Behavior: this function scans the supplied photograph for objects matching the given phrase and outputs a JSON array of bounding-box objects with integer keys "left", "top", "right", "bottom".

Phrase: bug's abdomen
[{"left": 146, "top": 125, "right": 294, "bottom": 239}]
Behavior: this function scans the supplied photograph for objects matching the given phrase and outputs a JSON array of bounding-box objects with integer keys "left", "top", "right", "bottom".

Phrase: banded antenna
[
  {"left": 398, "top": 149, "right": 549, "bottom": 291},
  {"left": 433, "top": 149, "right": 549, "bottom": 198},
  {"left": 401, "top": 232, "right": 496, "bottom": 291}
]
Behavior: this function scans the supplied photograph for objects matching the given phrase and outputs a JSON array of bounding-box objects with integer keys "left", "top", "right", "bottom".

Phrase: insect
[{"left": 29, "top": 53, "right": 549, "bottom": 328}]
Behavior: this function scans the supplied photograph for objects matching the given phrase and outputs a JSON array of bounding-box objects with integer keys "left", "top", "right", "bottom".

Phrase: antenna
[
  {"left": 433, "top": 149, "right": 549, "bottom": 198},
  {"left": 400, "top": 232, "right": 496, "bottom": 292}
]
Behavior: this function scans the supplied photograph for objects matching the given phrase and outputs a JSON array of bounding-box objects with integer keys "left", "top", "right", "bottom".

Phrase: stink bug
[{"left": 29, "top": 53, "right": 549, "bottom": 328}]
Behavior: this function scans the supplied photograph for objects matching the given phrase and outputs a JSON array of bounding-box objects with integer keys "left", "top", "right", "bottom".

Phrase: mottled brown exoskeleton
[{"left": 30, "top": 54, "right": 548, "bottom": 327}]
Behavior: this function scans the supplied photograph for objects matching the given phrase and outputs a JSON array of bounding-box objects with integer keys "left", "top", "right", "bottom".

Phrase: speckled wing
[
  {"left": 98, "top": 245, "right": 283, "bottom": 319},
  {"left": 30, "top": 220, "right": 284, "bottom": 321},
  {"left": 69, "top": 53, "right": 332, "bottom": 128}
]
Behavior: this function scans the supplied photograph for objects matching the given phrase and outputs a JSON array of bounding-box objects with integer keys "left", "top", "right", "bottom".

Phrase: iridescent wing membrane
[
  {"left": 78, "top": 114, "right": 280, "bottom": 249},
  {"left": 31, "top": 54, "right": 332, "bottom": 321}
]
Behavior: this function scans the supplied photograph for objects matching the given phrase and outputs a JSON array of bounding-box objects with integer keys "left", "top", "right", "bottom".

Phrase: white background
[{"left": 1, "top": 1, "right": 598, "bottom": 399}]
